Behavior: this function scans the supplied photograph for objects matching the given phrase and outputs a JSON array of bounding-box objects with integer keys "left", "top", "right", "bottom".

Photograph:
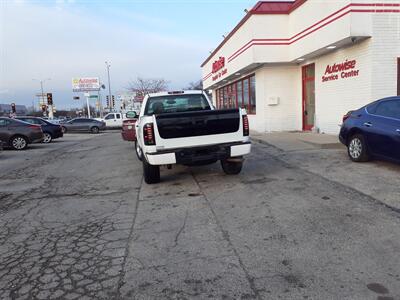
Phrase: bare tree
[
  {"left": 127, "top": 77, "right": 169, "bottom": 95},
  {"left": 186, "top": 80, "right": 203, "bottom": 90}
]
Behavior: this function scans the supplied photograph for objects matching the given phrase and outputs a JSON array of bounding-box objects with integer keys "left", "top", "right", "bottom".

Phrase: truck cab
[{"left": 103, "top": 113, "right": 123, "bottom": 128}]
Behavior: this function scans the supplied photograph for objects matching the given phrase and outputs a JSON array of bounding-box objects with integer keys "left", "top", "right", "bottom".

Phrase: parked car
[
  {"left": 339, "top": 96, "right": 400, "bottom": 163},
  {"left": 135, "top": 90, "right": 251, "bottom": 184},
  {"left": 61, "top": 118, "right": 106, "bottom": 134},
  {"left": 15, "top": 116, "right": 63, "bottom": 143},
  {"left": 47, "top": 118, "right": 62, "bottom": 125},
  {"left": 0, "top": 117, "right": 44, "bottom": 150},
  {"left": 121, "top": 111, "right": 138, "bottom": 142},
  {"left": 97, "top": 111, "right": 139, "bottom": 129}
]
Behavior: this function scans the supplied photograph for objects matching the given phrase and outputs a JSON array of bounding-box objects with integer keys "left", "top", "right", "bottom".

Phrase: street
[{"left": 1, "top": 132, "right": 400, "bottom": 300}]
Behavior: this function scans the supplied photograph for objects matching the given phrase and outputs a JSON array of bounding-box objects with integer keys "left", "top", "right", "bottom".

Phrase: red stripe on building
[{"left": 225, "top": 6, "right": 400, "bottom": 63}]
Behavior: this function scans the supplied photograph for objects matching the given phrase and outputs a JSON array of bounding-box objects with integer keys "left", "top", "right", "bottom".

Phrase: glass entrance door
[{"left": 302, "top": 64, "right": 315, "bottom": 131}]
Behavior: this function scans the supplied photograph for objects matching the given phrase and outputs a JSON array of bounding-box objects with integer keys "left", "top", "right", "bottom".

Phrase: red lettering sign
[
  {"left": 212, "top": 57, "right": 225, "bottom": 74},
  {"left": 322, "top": 59, "right": 360, "bottom": 82},
  {"left": 324, "top": 59, "right": 356, "bottom": 75}
]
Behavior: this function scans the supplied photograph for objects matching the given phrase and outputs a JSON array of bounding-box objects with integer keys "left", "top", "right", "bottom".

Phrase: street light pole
[{"left": 105, "top": 61, "right": 112, "bottom": 112}]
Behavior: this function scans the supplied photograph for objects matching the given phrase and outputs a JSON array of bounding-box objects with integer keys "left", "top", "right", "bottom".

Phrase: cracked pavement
[{"left": 1, "top": 132, "right": 400, "bottom": 299}]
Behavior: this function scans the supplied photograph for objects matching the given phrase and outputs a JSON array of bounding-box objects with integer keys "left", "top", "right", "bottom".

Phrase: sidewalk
[
  {"left": 251, "top": 131, "right": 344, "bottom": 152},
  {"left": 251, "top": 130, "right": 400, "bottom": 211}
]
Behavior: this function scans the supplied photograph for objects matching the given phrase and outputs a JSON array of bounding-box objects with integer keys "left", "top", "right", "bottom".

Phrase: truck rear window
[{"left": 144, "top": 94, "right": 211, "bottom": 116}]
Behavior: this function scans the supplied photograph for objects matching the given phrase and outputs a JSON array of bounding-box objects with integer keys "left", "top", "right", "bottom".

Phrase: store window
[{"left": 215, "top": 74, "right": 256, "bottom": 114}]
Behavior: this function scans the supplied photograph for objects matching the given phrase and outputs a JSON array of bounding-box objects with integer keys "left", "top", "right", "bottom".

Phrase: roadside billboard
[{"left": 72, "top": 77, "right": 100, "bottom": 92}]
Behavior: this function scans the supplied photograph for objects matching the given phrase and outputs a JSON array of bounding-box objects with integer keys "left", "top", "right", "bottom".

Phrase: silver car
[{"left": 61, "top": 118, "right": 106, "bottom": 134}]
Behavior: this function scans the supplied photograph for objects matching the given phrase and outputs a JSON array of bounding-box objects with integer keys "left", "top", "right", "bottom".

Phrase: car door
[
  {"left": 75, "top": 119, "right": 89, "bottom": 131},
  {"left": 83, "top": 119, "right": 93, "bottom": 131},
  {"left": 364, "top": 99, "right": 400, "bottom": 161},
  {"left": 0, "top": 119, "right": 12, "bottom": 143},
  {"left": 115, "top": 113, "right": 122, "bottom": 127},
  {"left": 104, "top": 114, "right": 115, "bottom": 127},
  {"left": 68, "top": 119, "right": 83, "bottom": 132}
]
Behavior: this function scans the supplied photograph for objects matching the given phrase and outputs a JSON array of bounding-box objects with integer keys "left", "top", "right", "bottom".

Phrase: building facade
[{"left": 201, "top": 0, "right": 400, "bottom": 134}]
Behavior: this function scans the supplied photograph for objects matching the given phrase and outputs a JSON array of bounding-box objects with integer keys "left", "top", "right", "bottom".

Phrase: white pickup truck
[
  {"left": 135, "top": 90, "right": 251, "bottom": 184},
  {"left": 98, "top": 112, "right": 138, "bottom": 128}
]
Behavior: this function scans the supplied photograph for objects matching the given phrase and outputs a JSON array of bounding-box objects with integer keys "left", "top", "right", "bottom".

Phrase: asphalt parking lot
[{"left": 1, "top": 132, "right": 400, "bottom": 300}]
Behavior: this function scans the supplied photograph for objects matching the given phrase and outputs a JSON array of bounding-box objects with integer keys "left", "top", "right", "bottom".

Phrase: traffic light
[
  {"left": 106, "top": 95, "right": 110, "bottom": 108},
  {"left": 47, "top": 93, "right": 53, "bottom": 106},
  {"left": 11, "top": 103, "right": 16, "bottom": 114},
  {"left": 112, "top": 95, "right": 115, "bottom": 108},
  {"left": 41, "top": 104, "right": 47, "bottom": 112}
]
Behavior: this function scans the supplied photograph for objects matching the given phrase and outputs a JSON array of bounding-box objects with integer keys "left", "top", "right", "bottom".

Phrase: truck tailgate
[
  {"left": 155, "top": 109, "right": 240, "bottom": 139},
  {"left": 148, "top": 109, "right": 247, "bottom": 151}
]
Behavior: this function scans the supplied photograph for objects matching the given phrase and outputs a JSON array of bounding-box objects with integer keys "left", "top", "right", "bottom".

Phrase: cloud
[{"left": 0, "top": 2, "right": 210, "bottom": 108}]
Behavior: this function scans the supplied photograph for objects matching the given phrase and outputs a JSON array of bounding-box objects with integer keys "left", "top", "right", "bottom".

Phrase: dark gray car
[
  {"left": 0, "top": 117, "right": 44, "bottom": 150},
  {"left": 61, "top": 118, "right": 106, "bottom": 134}
]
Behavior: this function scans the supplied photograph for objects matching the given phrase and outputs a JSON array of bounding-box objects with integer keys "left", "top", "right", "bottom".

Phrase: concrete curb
[{"left": 251, "top": 136, "right": 344, "bottom": 151}]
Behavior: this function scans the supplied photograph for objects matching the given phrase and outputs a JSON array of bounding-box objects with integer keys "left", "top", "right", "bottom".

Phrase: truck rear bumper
[{"left": 145, "top": 142, "right": 251, "bottom": 165}]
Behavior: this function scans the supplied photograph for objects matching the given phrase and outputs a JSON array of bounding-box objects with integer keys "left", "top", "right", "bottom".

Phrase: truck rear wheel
[
  {"left": 221, "top": 158, "right": 243, "bottom": 175},
  {"left": 143, "top": 159, "right": 160, "bottom": 184},
  {"left": 135, "top": 140, "right": 143, "bottom": 161}
]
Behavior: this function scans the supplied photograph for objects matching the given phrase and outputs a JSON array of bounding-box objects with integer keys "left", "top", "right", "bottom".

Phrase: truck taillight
[
  {"left": 242, "top": 115, "right": 249, "bottom": 136},
  {"left": 143, "top": 123, "right": 156, "bottom": 145}
]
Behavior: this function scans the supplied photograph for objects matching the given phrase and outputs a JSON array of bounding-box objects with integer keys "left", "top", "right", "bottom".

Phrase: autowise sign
[
  {"left": 212, "top": 57, "right": 227, "bottom": 81},
  {"left": 72, "top": 77, "right": 100, "bottom": 92}
]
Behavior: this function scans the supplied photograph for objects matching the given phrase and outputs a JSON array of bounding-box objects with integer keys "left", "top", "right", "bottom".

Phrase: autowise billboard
[{"left": 72, "top": 77, "right": 100, "bottom": 92}]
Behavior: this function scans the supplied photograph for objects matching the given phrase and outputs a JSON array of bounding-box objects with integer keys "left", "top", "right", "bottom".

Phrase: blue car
[
  {"left": 15, "top": 116, "right": 63, "bottom": 143},
  {"left": 339, "top": 96, "right": 400, "bottom": 163}
]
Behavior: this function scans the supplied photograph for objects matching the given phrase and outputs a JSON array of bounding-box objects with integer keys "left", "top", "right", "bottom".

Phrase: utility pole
[
  {"left": 99, "top": 82, "right": 105, "bottom": 118},
  {"left": 33, "top": 78, "right": 51, "bottom": 118},
  {"left": 105, "top": 61, "right": 112, "bottom": 111},
  {"left": 84, "top": 93, "right": 91, "bottom": 119}
]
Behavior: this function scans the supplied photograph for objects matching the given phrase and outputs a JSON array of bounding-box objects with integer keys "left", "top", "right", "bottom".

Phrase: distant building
[{"left": 0, "top": 104, "right": 28, "bottom": 116}]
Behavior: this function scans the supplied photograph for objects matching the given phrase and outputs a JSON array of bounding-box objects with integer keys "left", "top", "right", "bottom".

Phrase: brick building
[{"left": 201, "top": 0, "right": 400, "bottom": 134}]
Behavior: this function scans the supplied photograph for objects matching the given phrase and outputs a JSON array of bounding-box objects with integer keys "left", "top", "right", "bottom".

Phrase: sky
[{"left": 0, "top": 0, "right": 263, "bottom": 110}]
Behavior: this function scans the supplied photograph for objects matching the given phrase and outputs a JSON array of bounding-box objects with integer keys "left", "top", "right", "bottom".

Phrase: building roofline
[{"left": 200, "top": 0, "right": 307, "bottom": 68}]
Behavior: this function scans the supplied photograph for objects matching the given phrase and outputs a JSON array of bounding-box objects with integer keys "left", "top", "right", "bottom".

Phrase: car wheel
[
  {"left": 143, "top": 158, "right": 160, "bottom": 184},
  {"left": 221, "top": 158, "right": 243, "bottom": 175},
  {"left": 43, "top": 132, "right": 52, "bottom": 143},
  {"left": 348, "top": 134, "right": 370, "bottom": 162},
  {"left": 11, "top": 135, "right": 28, "bottom": 150},
  {"left": 135, "top": 140, "right": 143, "bottom": 161},
  {"left": 61, "top": 126, "right": 67, "bottom": 133},
  {"left": 91, "top": 126, "right": 99, "bottom": 134}
]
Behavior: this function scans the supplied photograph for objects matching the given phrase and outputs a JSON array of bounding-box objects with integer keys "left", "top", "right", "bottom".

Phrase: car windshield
[{"left": 144, "top": 94, "right": 211, "bottom": 116}]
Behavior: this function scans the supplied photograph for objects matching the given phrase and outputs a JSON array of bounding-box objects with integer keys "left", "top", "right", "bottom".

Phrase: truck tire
[
  {"left": 221, "top": 159, "right": 243, "bottom": 175},
  {"left": 143, "top": 159, "right": 160, "bottom": 184},
  {"left": 135, "top": 140, "right": 143, "bottom": 161}
]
